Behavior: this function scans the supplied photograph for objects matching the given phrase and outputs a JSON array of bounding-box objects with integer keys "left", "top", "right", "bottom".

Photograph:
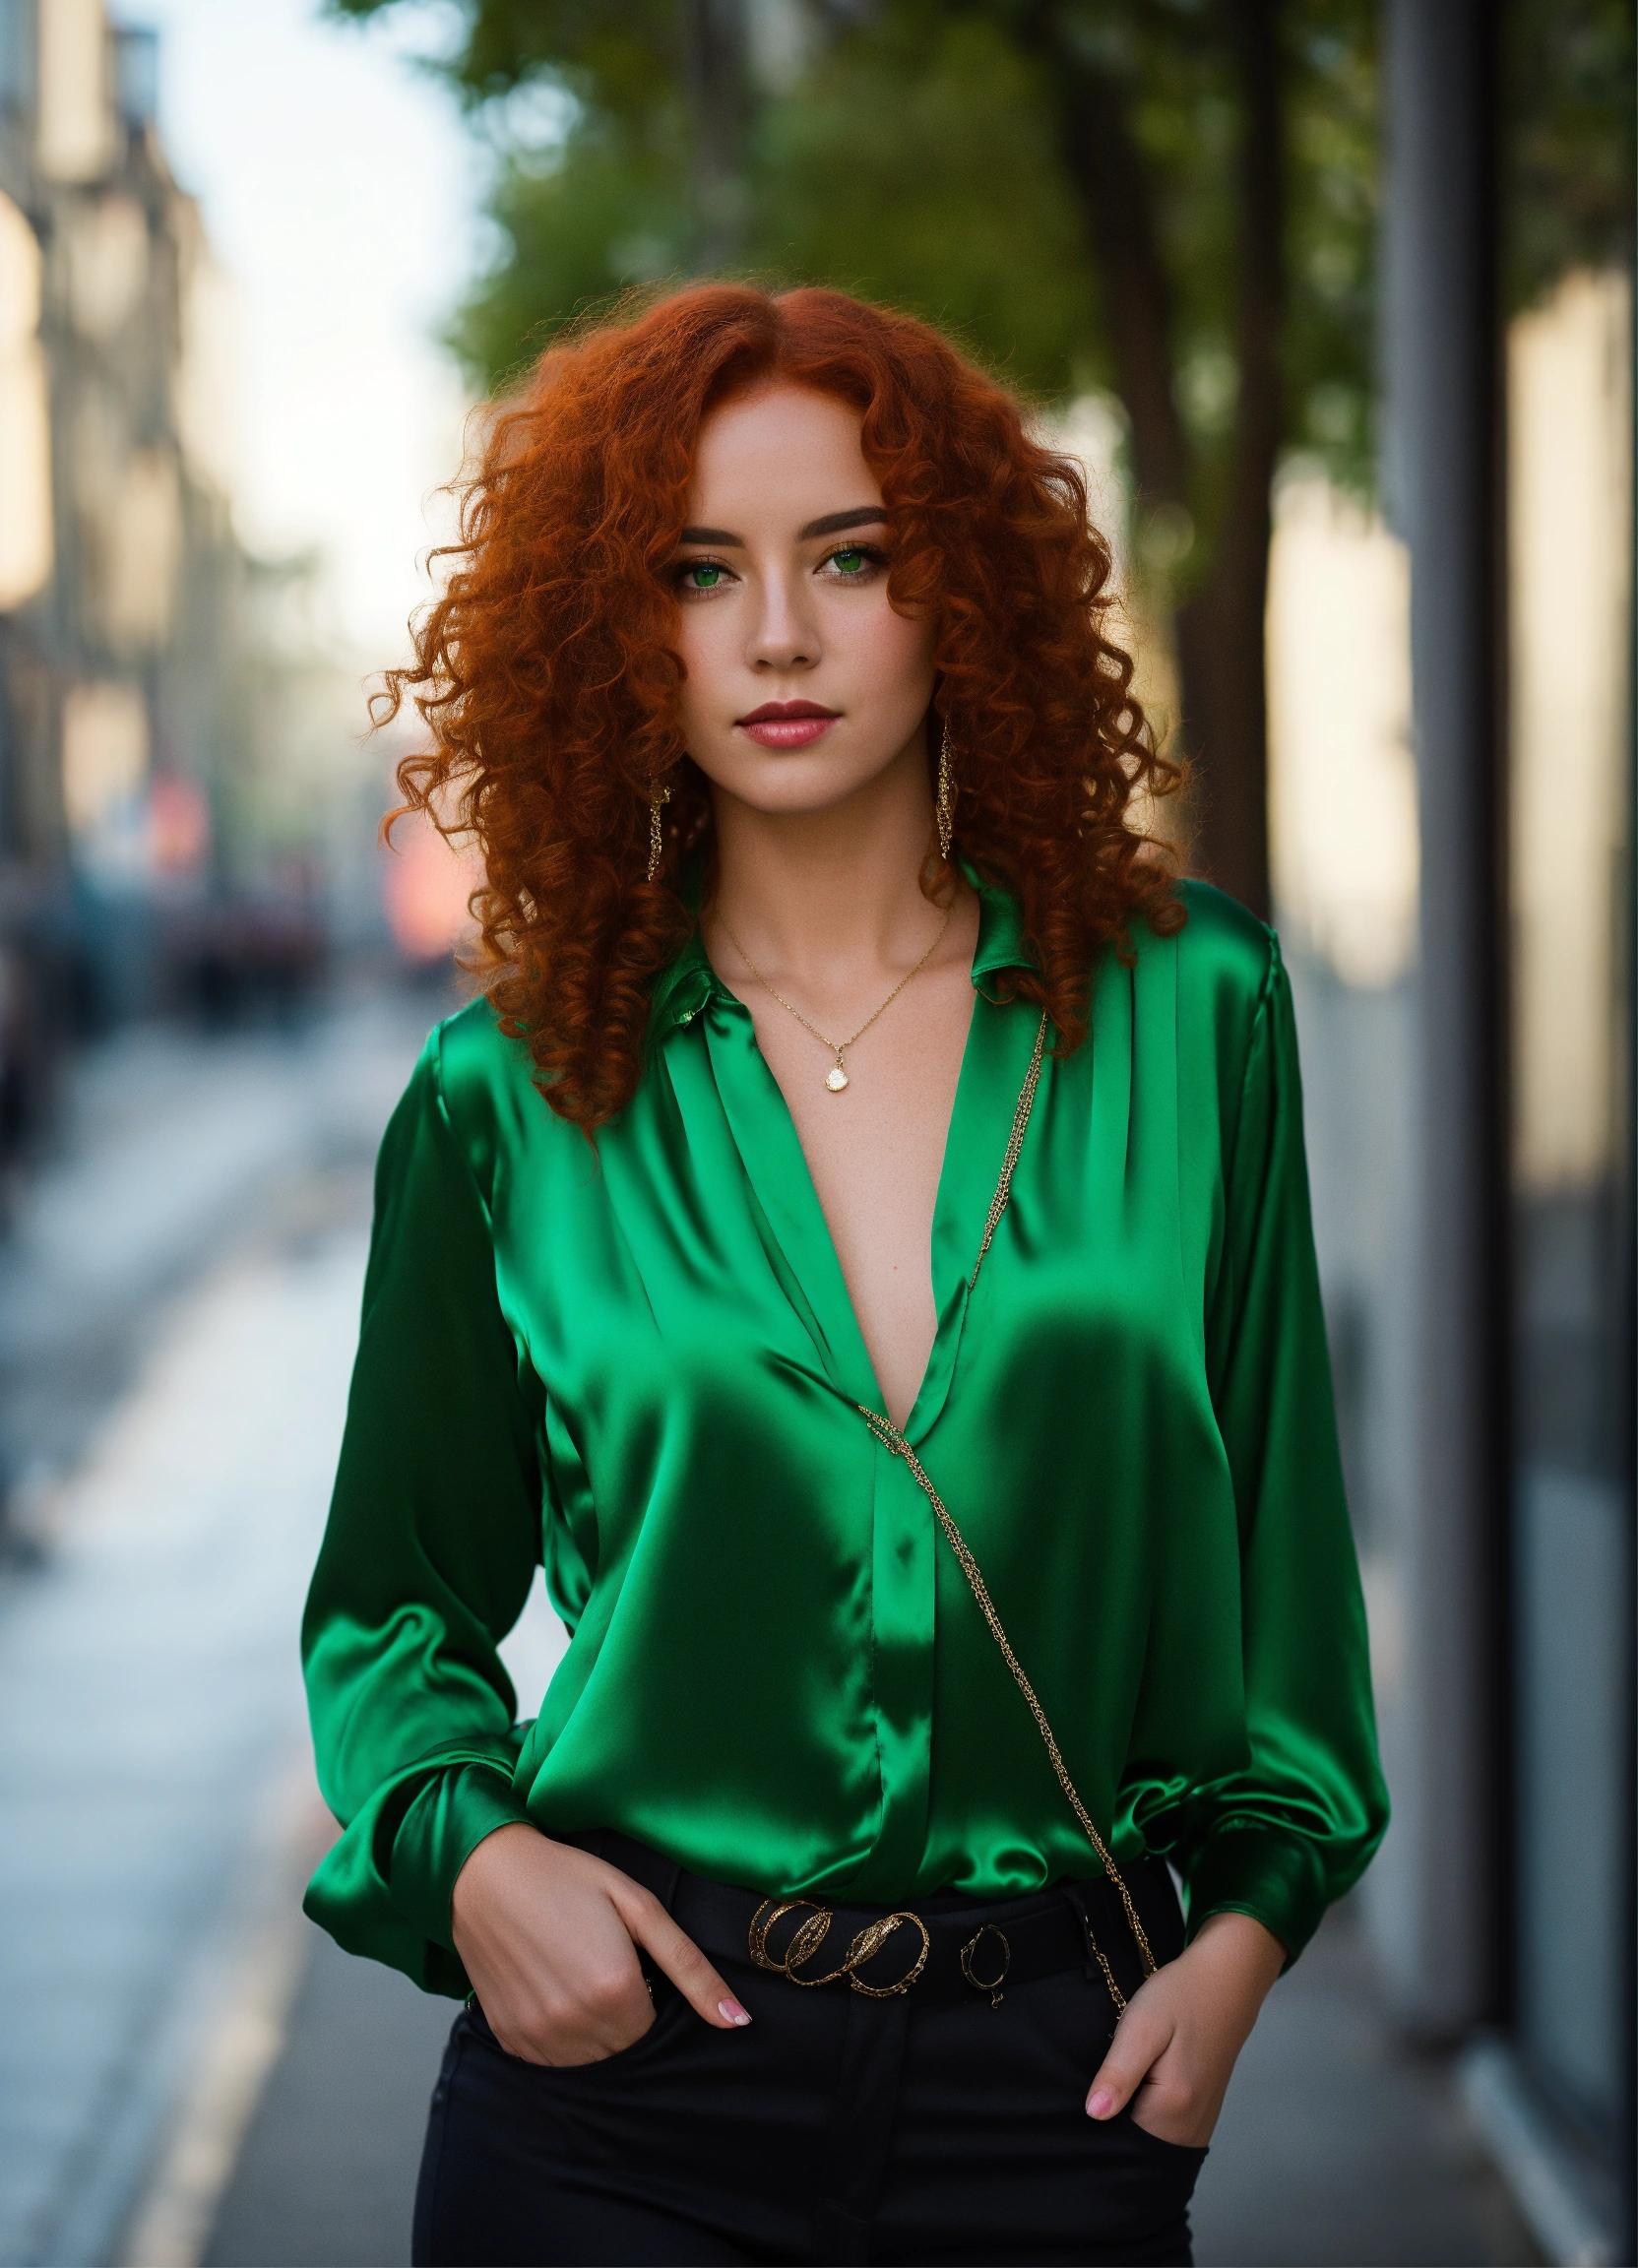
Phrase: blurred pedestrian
[{"left": 302, "top": 284, "right": 1387, "bottom": 2268}]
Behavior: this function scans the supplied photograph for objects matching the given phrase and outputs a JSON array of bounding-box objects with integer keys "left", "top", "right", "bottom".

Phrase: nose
[{"left": 746, "top": 566, "right": 819, "bottom": 673}]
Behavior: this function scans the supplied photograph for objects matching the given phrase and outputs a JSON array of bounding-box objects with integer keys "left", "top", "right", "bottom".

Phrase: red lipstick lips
[{"left": 736, "top": 700, "right": 840, "bottom": 750}]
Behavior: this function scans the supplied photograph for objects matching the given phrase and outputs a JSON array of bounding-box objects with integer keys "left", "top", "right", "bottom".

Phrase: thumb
[{"left": 1086, "top": 1996, "right": 1172, "bottom": 2119}]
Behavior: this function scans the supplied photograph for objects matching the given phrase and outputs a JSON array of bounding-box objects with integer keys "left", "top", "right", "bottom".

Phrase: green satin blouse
[{"left": 302, "top": 877, "right": 1387, "bottom": 1997}]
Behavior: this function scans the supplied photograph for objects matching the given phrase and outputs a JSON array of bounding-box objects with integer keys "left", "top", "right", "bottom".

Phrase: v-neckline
[{"left": 686, "top": 881, "right": 1040, "bottom": 1447}]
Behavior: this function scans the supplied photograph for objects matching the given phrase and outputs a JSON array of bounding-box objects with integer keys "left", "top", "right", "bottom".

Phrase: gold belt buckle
[{"left": 748, "top": 1899, "right": 932, "bottom": 1997}]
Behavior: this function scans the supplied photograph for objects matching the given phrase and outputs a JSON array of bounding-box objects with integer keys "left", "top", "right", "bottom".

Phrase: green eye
[
  {"left": 832, "top": 548, "right": 866, "bottom": 575},
  {"left": 687, "top": 563, "right": 723, "bottom": 589}
]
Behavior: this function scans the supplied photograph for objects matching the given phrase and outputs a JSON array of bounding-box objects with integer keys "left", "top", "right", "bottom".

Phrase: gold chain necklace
[{"left": 718, "top": 905, "right": 954, "bottom": 1093}]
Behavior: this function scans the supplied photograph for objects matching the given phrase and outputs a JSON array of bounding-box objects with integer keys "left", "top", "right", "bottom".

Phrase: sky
[{"left": 129, "top": 0, "right": 485, "bottom": 662}]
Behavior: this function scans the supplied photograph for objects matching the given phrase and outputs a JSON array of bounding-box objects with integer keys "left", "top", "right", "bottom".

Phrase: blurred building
[{"left": 0, "top": 0, "right": 343, "bottom": 1145}]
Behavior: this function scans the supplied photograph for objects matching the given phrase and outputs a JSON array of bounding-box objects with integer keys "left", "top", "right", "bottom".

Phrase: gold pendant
[{"left": 826, "top": 1064, "right": 850, "bottom": 1093}]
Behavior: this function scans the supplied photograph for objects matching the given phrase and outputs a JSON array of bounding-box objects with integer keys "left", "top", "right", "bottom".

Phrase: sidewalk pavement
[
  {"left": 0, "top": 989, "right": 436, "bottom": 1515},
  {"left": 0, "top": 989, "right": 443, "bottom": 2268},
  {"left": 1192, "top": 1903, "right": 1539, "bottom": 2265}
]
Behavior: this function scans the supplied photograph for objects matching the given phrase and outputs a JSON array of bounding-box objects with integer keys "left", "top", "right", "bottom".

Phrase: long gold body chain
[{"left": 862, "top": 1012, "right": 1159, "bottom": 2011}]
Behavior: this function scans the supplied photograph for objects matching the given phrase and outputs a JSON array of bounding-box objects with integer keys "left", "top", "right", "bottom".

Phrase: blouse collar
[{"left": 647, "top": 864, "right": 1035, "bottom": 1045}]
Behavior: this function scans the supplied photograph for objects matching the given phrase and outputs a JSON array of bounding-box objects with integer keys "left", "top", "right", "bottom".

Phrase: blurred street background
[{"left": 0, "top": 1, "right": 1631, "bottom": 2263}]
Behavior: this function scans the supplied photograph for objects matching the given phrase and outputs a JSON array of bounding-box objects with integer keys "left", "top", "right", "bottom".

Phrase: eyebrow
[{"left": 677, "top": 505, "right": 888, "bottom": 547}]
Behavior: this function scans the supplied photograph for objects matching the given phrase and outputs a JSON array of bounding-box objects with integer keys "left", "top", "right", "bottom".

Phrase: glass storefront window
[{"left": 1504, "top": 0, "right": 1634, "bottom": 2151}]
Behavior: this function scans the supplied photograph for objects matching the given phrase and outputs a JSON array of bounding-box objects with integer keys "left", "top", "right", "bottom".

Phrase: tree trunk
[
  {"left": 1040, "top": 1, "right": 1284, "bottom": 918},
  {"left": 685, "top": 0, "right": 751, "bottom": 266},
  {"left": 1172, "top": 0, "right": 1283, "bottom": 917},
  {"left": 1052, "top": 58, "right": 1192, "bottom": 507}
]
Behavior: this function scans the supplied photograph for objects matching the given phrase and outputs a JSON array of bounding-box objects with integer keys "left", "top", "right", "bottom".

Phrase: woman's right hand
[{"left": 450, "top": 1824, "right": 752, "bottom": 2066}]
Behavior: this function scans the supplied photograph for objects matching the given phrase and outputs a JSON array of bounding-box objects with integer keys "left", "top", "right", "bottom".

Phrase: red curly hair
[{"left": 384, "top": 283, "right": 1183, "bottom": 1129}]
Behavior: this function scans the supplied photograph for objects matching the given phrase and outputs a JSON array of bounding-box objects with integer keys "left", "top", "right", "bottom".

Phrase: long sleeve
[
  {"left": 301, "top": 1033, "right": 543, "bottom": 1996},
  {"left": 301, "top": 895, "right": 1387, "bottom": 1975},
  {"left": 1177, "top": 935, "right": 1389, "bottom": 1958}
]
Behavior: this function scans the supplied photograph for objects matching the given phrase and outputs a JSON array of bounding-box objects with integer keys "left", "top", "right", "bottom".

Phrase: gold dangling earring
[
  {"left": 647, "top": 781, "right": 671, "bottom": 883},
  {"left": 936, "top": 724, "right": 956, "bottom": 863}
]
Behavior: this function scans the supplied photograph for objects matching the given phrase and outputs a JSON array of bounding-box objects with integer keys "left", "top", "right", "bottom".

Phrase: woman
[{"left": 303, "top": 283, "right": 1387, "bottom": 2268}]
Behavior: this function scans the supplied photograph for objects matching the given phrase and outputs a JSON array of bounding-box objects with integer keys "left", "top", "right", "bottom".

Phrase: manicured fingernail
[
  {"left": 719, "top": 1998, "right": 751, "bottom": 2026},
  {"left": 1087, "top": 2089, "right": 1114, "bottom": 2119}
]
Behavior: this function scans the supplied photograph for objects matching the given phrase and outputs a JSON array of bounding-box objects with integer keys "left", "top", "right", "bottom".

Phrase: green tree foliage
[
  {"left": 451, "top": 118, "right": 702, "bottom": 387},
  {"left": 366, "top": 2, "right": 1377, "bottom": 490},
  {"left": 751, "top": 17, "right": 1100, "bottom": 400},
  {"left": 1504, "top": 0, "right": 1635, "bottom": 312},
  {"left": 327, "top": 0, "right": 1628, "bottom": 911}
]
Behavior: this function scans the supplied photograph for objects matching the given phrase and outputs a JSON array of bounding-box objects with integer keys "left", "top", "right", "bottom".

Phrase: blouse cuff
[
  {"left": 389, "top": 1761, "right": 537, "bottom": 1976},
  {"left": 1183, "top": 1822, "right": 1329, "bottom": 1964}
]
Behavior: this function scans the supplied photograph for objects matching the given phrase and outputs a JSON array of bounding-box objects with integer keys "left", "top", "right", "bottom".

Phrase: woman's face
[{"left": 670, "top": 383, "right": 938, "bottom": 818}]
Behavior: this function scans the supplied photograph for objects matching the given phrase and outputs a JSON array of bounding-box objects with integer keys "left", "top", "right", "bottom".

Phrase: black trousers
[{"left": 412, "top": 1837, "right": 1207, "bottom": 2267}]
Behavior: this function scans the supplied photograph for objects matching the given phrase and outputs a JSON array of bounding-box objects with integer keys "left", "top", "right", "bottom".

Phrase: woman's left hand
[{"left": 1085, "top": 1911, "right": 1286, "bottom": 2146}]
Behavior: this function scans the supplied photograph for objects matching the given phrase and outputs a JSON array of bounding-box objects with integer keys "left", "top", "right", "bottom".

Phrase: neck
[{"left": 709, "top": 738, "right": 949, "bottom": 981}]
